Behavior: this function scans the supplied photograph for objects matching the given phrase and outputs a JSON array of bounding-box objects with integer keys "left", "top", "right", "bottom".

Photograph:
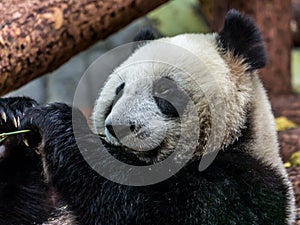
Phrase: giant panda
[{"left": 0, "top": 9, "right": 295, "bottom": 225}]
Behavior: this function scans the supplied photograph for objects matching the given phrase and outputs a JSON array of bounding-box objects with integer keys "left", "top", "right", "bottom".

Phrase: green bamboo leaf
[{"left": 0, "top": 129, "right": 31, "bottom": 144}]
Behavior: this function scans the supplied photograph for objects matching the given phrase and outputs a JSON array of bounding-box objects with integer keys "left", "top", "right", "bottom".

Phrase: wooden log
[{"left": 0, "top": 0, "right": 169, "bottom": 96}]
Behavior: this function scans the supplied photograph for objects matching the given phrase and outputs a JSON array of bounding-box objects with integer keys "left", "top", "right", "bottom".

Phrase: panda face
[{"left": 100, "top": 65, "right": 191, "bottom": 160}]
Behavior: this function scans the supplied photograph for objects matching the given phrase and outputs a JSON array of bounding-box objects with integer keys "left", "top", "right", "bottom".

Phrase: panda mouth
[
  {"left": 127, "top": 140, "right": 164, "bottom": 155},
  {"left": 121, "top": 141, "right": 167, "bottom": 164},
  {"left": 100, "top": 132, "right": 167, "bottom": 163},
  {"left": 117, "top": 138, "right": 165, "bottom": 156}
]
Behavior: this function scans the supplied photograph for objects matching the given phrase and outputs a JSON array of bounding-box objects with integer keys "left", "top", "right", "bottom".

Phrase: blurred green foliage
[
  {"left": 285, "top": 151, "right": 300, "bottom": 167},
  {"left": 292, "top": 49, "right": 300, "bottom": 94},
  {"left": 275, "top": 116, "right": 297, "bottom": 132},
  {"left": 148, "top": 0, "right": 209, "bottom": 36}
]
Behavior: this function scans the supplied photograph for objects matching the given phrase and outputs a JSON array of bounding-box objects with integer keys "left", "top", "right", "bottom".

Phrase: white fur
[{"left": 250, "top": 76, "right": 296, "bottom": 224}]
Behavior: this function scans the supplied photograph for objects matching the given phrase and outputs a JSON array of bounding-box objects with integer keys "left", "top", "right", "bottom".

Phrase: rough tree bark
[
  {"left": 0, "top": 0, "right": 169, "bottom": 96},
  {"left": 200, "top": 0, "right": 292, "bottom": 96}
]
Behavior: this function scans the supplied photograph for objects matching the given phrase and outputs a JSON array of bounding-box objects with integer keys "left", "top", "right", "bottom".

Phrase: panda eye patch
[
  {"left": 116, "top": 82, "right": 125, "bottom": 95},
  {"left": 153, "top": 96, "right": 179, "bottom": 117},
  {"left": 104, "top": 83, "right": 125, "bottom": 119},
  {"left": 152, "top": 77, "right": 189, "bottom": 118},
  {"left": 111, "top": 82, "right": 125, "bottom": 108},
  {"left": 153, "top": 77, "right": 175, "bottom": 95}
]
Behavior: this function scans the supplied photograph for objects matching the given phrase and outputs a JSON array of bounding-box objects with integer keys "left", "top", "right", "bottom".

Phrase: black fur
[
  {"left": 132, "top": 28, "right": 159, "bottom": 51},
  {"left": 152, "top": 77, "right": 189, "bottom": 118},
  {"left": 219, "top": 9, "right": 267, "bottom": 71},
  {"left": 115, "top": 82, "right": 125, "bottom": 95},
  {"left": 153, "top": 96, "right": 179, "bottom": 117},
  {"left": 0, "top": 97, "right": 53, "bottom": 225},
  {"left": 3, "top": 99, "right": 286, "bottom": 225},
  {"left": 133, "top": 28, "right": 158, "bottom": 42}
]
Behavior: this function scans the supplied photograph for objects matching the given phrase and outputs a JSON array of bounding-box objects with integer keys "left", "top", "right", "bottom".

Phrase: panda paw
[
  {"left": 0, "top": 97, "right": 38, "bottom": 160},
  {"left": 0, "top": 97, "right": 38, "bottom": 133},
  {"left": 20, "top": 103, "right": 87, "bottom": 150},
  {"left": 20, "top": 103, "right": 72, "bottom": 141}
]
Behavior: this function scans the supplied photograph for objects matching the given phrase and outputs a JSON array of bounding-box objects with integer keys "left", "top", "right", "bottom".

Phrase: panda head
[{"left": 92, "top": 9, "right": 267, "bottom": 163}]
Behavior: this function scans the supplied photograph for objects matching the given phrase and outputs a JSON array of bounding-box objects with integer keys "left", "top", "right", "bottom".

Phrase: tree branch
[{"left": 0, "top": 0, "right": 169, "bottom": 95}]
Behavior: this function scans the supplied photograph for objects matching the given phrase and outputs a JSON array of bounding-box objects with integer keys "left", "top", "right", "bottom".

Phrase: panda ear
[
  {"left": 219, "top": 9, "right": 267, "bottom": 71},
  {"left": 133, "top": 28, "right": 159, "bottom": 42},
  {"left": 132, "top": 28, "right": 160, "bottom": 52}
]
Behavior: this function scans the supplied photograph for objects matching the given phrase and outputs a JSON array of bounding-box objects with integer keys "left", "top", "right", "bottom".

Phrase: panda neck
[
  {"left": 224, "top": 108, "right": 253, "bottom": 154},
  {"left": 225, "top": 76, "right": 284, "bottom": 171}
]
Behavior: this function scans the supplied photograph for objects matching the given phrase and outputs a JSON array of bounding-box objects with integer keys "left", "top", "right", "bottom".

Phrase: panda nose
[{"left": 106, "top": 122, "right": 138, "bottom": 140}]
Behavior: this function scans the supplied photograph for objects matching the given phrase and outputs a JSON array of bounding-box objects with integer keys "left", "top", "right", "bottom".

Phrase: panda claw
[
  {"left": 12, "top": 117, "right": 18, "bottom": 128},
  {"left": 23, "top": 139, "right": 29, "bottom": 147},
  {"left": 16, "top": 117, "right": 20, "bottom": 127},
  {"left": 34, "top": 149, "right": 41, "bottom": 155},
  {"left": 1, "top": 111, "right": 7, "bottom": 122}
]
